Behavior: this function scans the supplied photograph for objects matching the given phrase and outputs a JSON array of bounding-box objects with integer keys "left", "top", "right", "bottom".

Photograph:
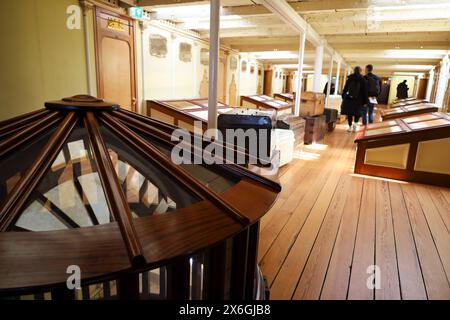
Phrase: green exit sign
[{"left": 129, "top": 7, "right": 144, "bottom": 19}]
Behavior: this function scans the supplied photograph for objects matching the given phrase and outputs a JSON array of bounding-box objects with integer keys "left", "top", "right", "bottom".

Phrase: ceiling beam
[
  {"left": 313, "top": 19, "right": 450, "bottom": 35},
  {"left": 139, "top": 0, "right": 205, "bottom": 6},
  {"left": 221, "top": 0, "right": 450, "bottom": 15},
  {"left": 326, "top": 32, "right": 450, "bottom": 43},
  {"left": 255, "top": 0, "right": 348, "bottom": 66}
]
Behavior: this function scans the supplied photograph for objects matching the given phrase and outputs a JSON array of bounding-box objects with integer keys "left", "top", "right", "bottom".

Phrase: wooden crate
[{"left": 300, "top": 92, "right": 325, "bottom": 117}]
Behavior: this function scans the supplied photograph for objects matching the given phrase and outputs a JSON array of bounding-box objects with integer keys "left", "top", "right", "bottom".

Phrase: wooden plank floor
[{"left": 259, "top": 121, "right": 450, "bottom": 300}]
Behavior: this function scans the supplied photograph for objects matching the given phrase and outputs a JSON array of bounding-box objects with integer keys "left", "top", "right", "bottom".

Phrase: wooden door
[
  {"left": 416, "top": 78, "right": 428, "bottom": 99},
  {"left": 286, "top": 74, "right": 293, "bottom": 93},
  {"left": 263, "top": 70, "right": 273, "bottom": 95},
  {"left": 94, "top": 7, "right": 136, "bottom": 111}
]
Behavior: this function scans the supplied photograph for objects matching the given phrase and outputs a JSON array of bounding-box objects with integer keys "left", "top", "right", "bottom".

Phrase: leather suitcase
[
  {"left": 324, "top": 108, "right": 338, "bottom": 132},
  {"left": 218, "top": 111, "right": 273, "bottom": 165},
  {"left": 304, "top": 115, "right": 326, "bottom": 145}
]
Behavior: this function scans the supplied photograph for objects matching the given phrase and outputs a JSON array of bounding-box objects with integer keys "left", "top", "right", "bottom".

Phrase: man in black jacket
[{"left": 363, "top": 64, "right": 381, "bottom": 125}]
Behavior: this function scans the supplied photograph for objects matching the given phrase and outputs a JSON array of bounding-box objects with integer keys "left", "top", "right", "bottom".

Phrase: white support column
[
  {"left": 334, "top": 60, "right": 341, "bottom": 95},
  {"left": 425, "top": 68, "right": 435, "bottom": 102},
  {"left": 207, "top": 0, "right": 220, "bottom": 132},
  {"left": 325, "top": 55, "right": 333, "bottom": 108},
  {"left": 294, "top": 30, "right": 306, "bottom": 116},
  {"left": 313, "top": 45, "right": 324, "bottom": 93}
]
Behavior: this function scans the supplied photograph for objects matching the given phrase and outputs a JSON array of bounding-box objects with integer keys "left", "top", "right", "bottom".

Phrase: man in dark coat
[
  {"left": 341, "top": 66, "right": 369, "bottom": 132},
  {"left": 362, "top": 64, "right": 381, "bottom": 125},
  {"left": 396, "top": 80, "right": 409, "bottom": 99}
]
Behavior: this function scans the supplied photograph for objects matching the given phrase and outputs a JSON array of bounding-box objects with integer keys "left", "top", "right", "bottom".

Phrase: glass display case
[
  {"left": 0, "top": 95, "right": 281, "bottom": 300},
  {"left": 240, "top": 95, "right": 293, "bottom": 116},
  {"left": 391, "top": 98, "right": 428, "bottom": 108},
  {"left": 273, "top": 93, "right": 295, "bottom": 102},
  {"left": 380, "top": 103, "right": 438, "bottom": 121},
  {"left": 146, "top": 98, "right": 233, "bottom": 132},
  {"left": 354, "top": 112, "right": 450, "bottom": 187}
]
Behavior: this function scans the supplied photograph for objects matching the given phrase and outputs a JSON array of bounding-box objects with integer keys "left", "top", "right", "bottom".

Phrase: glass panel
[
  {"left": 403, "top": 114, "right": 438, "bottom": 124},
  {"left": 364, "top": 125, "right": 403, "bottom": 137},
  {"left": 101, "top": 126, "right": 200, "bottom": 218},
  {"left": 129, "top": 128, "right": 241, "bottom": 193},
  {"left": 367, "top": 120, "right": 397, "bottom": 129},
  {"left": 408, "top": 119, "right": 450, "bottom": 130},
  {"left": 188, "top": 110, "right": 209, "bottom": 121},
  {"left": 0, "top": 124, "right": 58, "bottom": 206},
  {"left": 13, "top": 126, "right": 112, "bottom": 232},
  {"left": 164, "top": 101, "right": 199, "bottom": 110},
  {"left": 384, "top": 108, "right": 404, "bottom": 115},
  {"left": 250, "top": 96, "right": 265, "bottom": 102}
]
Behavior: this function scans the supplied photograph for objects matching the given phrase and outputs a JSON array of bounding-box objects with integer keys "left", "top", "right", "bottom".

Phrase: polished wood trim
[
  {"left": 0, "top": 111, "right": 62, "bottom": 158},
  {"left": 0, "top": 112, "right": 78, "bottom": 231},
  {"left": 99, "top": 112, "right": 250, "bottom": 225},
  {"left": 0, "top": 109, "right": 51, "bottom": 139},
  {"left": 0, "top": 109, "right": 48, "bottom": 128},
  {"left": 84, "top": 112, "right": 144, "bottom": 265}
]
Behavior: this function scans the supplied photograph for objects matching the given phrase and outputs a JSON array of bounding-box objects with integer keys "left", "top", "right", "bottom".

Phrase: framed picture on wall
[
  {"left": 200, "top": 48, "right": 209, "bottom": 65},
  {"left": 179, "top": 42, "right": 192, "bottom": 62},
  {"left": 230, "top": 56, "right": 238, "bottom": 70},
  {"left": 241, "top": 60, "right": 247, "bottom": 72},
  {"left": 149, "top": 34, "right": 168, "bottom": 58},
  {"left": 275, "top": 71, "right": 278, "bottom": 78},
  {"left": 250, "top": 65, "right": 255, "bottom": 74}
]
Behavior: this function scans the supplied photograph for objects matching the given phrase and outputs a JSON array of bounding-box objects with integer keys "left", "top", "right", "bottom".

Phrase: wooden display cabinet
[
  {"left": 380, "top": 103, "right": 438, "bottom": 121},
  {"left": 240, "top": 95, "right": 293, "bottom": 116},
  {"left": 354, "top": 112, "right": 450, "bottom": 187},
  {"left": 147, "top": 98, "right": 233, "bottom": 132},
  {"left": 391, "top": 99, "right": 428, "bottom": 108},
  {"left": 273, "top": 92, "right": 295, "bottom": 102}
]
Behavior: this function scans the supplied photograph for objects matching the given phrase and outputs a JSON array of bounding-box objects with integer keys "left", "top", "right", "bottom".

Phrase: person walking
[
  {"left": 363, "top": 64, "right": 381, "bottom": 125},
  {"left": 396, "top": 80, "right": 409, "bottom": 99},
  {"left": 341, "top": 66, "right": 369, "bottom": 132}
]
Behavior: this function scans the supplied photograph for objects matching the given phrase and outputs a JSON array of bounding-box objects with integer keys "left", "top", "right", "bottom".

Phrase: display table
[
  {"left": 354, "top": 112, "right": 450, "bottom": 187},
  {"left": 391, "top": 99, "right": 428, "bottom": 108},
  {"left": 240, "top": 95, "right": 293, "bottom": 115},
  {"left": 380, "top": 103, "right": 438, "bottom": 121},
  {"left": 273, "top": 92, "right": 295, "bottom": 102},
  {"left": 147, "top": 98, "right": 233, "bottom": 132}
]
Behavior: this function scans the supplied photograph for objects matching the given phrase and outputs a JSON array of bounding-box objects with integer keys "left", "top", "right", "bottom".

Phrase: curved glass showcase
[{"left": 0, "top": 95, "right": 281, "bottom": 300}]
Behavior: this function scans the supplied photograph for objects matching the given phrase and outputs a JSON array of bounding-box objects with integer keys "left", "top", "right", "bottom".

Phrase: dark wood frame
[
  {"left": 354, "top": 112, "right": 450, "bottom": 187},
  {"left": 94, "top": 7, "right": 137, "bottom": 112}
]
